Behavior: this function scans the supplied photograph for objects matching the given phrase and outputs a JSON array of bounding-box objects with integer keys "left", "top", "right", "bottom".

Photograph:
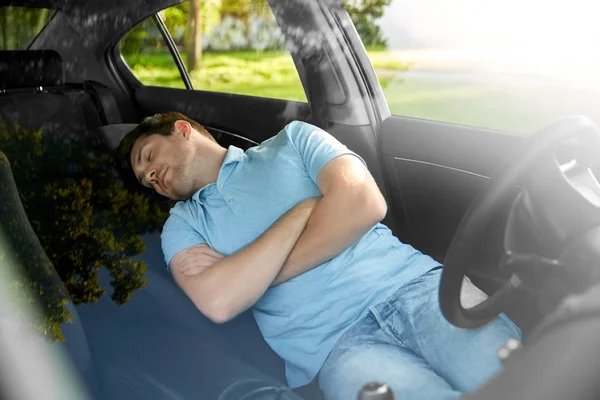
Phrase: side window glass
[
  {"left": 0, "top": 6, "right": 56, "bottom": 50},
  {"left": 119, "top": 1, "right": 307, "bottom": 102},
  {"left": 346, "top": 0, "right": 600, "bottom": 134},
  {"left": 120, "top": 17, "right": 185, "bottom": 89}
]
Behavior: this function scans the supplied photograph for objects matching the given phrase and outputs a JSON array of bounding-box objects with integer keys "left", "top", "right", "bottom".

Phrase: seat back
[
  {"left": 0, "top": 50, "right": 64, "bottom": 90},
  {"left": 0, "top": 50, "right": 121, "bottom": 135}
]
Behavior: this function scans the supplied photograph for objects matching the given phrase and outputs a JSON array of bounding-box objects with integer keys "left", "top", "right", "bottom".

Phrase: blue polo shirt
[{"left": 161, "top": 121, "right": 439, "bottom": 388}]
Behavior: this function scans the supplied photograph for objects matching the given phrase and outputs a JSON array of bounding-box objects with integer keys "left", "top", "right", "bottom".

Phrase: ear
[{"left": 173, "top": 120, "right": 192, "bottom": 140}]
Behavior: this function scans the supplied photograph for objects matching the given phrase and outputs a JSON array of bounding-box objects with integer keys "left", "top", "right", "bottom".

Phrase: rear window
[{"left": 0, "top": 6, "right": 56, "bottom": 50}]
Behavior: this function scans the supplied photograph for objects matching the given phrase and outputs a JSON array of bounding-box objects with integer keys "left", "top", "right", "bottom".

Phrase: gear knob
[{"left": 357, "top": 382, "right": 394, "bottom": 400}]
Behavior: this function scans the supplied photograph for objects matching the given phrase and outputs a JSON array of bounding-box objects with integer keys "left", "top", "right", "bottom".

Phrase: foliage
[
  {"left": 247, "top": 15, "right": 284, "bottom": 51},
  {"left": 0, "top": 123, "right": 167, "bottom": 342},
  {"left": 160, "top": 2, "right": 189, "bottom": 43},
  {"left": 207, "top": 15, "right": 248, "bottom": 51},
  {"left": 345, "top": 0, "right": 391, "bottom": 47},
  {"left": 121, "top": 0, "right": 278, "bottom": 61},
  {"left": 0, "top": 6, "right": 54, "bottom": 50},
  {"left": 206, "top": 13, "right": 283, "bottom": 52},
  {"left": 201, "top": 0, "right": 224, "bottom": 37},
  {"left": 221, "top": 0, "right": 269, "bottom": 21},
  {"left": 120, "top": 18, "right": 163, "bottom": 56}
]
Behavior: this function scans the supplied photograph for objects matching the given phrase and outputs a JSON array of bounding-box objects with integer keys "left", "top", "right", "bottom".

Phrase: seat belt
[
  {"left": 83, "top": 80, "right": 122, "bottom": 125},
  {"left": 303, "top": 51, "right": 330, "bottom": 131}
]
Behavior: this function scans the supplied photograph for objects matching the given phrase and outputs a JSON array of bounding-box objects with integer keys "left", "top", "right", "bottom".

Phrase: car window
[
  {"left": 119, "top": 1, "right": 307, "bottom": 102},
  {"left": 0, "top": 6, "right": 56, "bottom": 50},
  {"left": 346, "top": 0, "right": 600, "bottom": 134},
  {"left": 120, "top": 17, "right": 185, "bottom": 89}
]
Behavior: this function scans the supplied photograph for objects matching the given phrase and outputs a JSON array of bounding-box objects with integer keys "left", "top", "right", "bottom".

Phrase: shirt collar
[
  {"left": 221, "top": 145, "right": 245, "bottom": 168},
  {"left": 192, "top": 146, "right": 244, "bottom": 201}
]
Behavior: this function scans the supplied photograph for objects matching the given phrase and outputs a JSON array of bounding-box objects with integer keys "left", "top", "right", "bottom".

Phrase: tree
[
  {"left": 221, "top": 0, "right": 269, "bottom": 22},
  {"left": 345, "top": 0, "right": 391, "bottom": 47},
  {"left": 0, "top": 123, "right": 167, "bottom": 342},
  {"left": 186, "top": 0, "right": 203, "bottom": 71},
  {"left": 162, "top": 0, "right": 221, "bottom": 70}
]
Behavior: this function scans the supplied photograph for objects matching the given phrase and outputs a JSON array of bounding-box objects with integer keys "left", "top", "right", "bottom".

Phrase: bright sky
[
  {"left": 379, "top": 0, "right": 600, "bottom": 87},
  {"left": 381, "top": 0, "right": 599, "bottom": 50}
]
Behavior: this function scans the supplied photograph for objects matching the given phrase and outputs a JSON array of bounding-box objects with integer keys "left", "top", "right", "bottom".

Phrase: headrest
[
  {"left": 97, "top": 123, "right": 138, "bottom": 151},
  {"left": 0, "top": 50, "right": 64, "bottom": 90}
]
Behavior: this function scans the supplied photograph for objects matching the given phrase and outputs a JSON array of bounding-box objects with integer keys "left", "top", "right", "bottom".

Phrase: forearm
[
  {"left": 271, "top": 188, "right": 386, "bottom": 285},
  {"left": 190, "top": 198, "right": 315, "bottom": 322}
]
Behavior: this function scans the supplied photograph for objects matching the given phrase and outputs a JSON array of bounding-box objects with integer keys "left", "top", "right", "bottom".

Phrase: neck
[{"left": 197, "top": 146, "right": 228, "bottom": 189}]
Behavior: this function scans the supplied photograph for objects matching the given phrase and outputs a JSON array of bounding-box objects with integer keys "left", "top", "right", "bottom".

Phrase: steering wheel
[{"left": 440, "top": 116, "right": 600, "bottom": 329}]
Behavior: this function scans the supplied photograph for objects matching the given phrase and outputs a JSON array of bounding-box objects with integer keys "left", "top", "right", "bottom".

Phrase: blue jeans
[{"left": 318, "top": 268, "right": 522, "bottom": 400}]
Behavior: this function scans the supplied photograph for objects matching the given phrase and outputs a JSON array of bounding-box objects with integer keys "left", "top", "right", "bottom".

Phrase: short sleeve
[
  {"left": 161, "top": 212, "right": 206, "bottom": 270},
  {"left": 284, "top": 121, "right": 366, "bottom": 183}
]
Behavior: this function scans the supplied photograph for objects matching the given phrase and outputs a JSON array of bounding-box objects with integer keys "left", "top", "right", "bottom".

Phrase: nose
[{"left": 145, "top": 167, "right": 157, "bottom": 184}]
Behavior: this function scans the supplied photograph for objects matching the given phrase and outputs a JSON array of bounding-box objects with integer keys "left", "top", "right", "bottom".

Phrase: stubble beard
[{"left": 170, "top": 153, "right": 199, "bottom": 201}]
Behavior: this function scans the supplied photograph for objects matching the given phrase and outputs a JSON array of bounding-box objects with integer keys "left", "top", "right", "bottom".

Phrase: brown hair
[{"left": 117, "top": 111, "right": 215, "bottom": 175}]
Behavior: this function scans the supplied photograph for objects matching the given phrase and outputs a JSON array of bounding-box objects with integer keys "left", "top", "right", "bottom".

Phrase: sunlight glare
[{"left": 382, "top": 0, "right": 600, "bottom": 90}]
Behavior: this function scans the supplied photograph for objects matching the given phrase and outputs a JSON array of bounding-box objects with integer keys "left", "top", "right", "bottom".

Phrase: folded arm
[
  {"left": 271, "top": 154, "right": 387, "bottom": 286},
  {"left": 170, "top": 197, "right": 318, "bottom": 324}
]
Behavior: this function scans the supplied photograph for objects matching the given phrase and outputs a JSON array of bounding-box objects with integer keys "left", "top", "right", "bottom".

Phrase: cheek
[{"left": 176, "top": 151, "right": 195, "bottom": 172}]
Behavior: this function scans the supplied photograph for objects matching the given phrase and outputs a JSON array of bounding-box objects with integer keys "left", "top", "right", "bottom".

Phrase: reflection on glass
[{"left": 0, "top": 123, "right": 167, "bottom": 342}]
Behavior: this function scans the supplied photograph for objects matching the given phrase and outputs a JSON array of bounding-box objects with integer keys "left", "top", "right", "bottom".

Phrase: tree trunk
[{"left": 185, "top": 0, "right": 203, "bottom": 72}]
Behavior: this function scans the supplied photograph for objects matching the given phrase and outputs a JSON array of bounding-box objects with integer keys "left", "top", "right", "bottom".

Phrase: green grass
[
  {"left": 380, "top": 76, "right": 600, "bottom": 134},
  {"left": 123, "top": 49, "right": 409, "bottom": 102},
  {"left": 123, "top": 50, "right": 600, "bottom": 134},
  {"left": 125, "top": 50, "right": 308, "bottom": 100},
  {"left": 379, "top": 77, "right": 541, "bottom": 133}
]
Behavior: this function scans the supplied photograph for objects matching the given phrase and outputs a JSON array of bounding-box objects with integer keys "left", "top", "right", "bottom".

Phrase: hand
[{"left": 179, "top": 245, "right": 224, "bottom": 276}]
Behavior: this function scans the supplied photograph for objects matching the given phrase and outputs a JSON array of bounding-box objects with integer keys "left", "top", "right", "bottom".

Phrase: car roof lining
[
  {"left": 0, "top": 0, "right": 186, "bottom": 14},
  {"left": 5, "top": 0, "right": 187, "bottom": 58}
]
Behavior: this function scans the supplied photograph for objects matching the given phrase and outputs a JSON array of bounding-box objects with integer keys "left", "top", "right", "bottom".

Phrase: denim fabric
[{"left": 318, "top": 268, "right": 522, "bottom": 400}]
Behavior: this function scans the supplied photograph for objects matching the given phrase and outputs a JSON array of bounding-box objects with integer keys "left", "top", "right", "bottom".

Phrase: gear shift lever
[{"left": 357, "top": 382, "right": 394, "bottom": 400}]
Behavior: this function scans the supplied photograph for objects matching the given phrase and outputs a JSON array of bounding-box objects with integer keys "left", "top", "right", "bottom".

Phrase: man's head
[{"left": 118, "top": 112, "right": 222, "bottom": 201}]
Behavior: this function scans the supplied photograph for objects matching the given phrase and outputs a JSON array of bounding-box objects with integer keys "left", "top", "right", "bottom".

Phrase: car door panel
[
  {"left": 379, "top": 116, "right": 526, "bottom": 265},
  {"left": 133, "top": 86, "right": 313, "bottom": 143},
  {"left": 384, "top": 157, "right": 489, "bottom": 263}
]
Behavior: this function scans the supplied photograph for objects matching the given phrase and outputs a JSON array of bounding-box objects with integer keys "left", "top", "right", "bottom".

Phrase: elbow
[
  {"left": 206, "top": 310, "right": 233, "bottom": 325},
  {"left": 195, "top": 296, "right": 237, "bottom": 324},
  {"left": 364, "top": 190, "right": 388, "bottom": 224},
  {"left": 373, "top": 194, "right": 388, "bottom": 223}
]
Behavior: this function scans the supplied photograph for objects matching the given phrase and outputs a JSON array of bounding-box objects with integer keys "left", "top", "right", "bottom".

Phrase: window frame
[
  {"left": 328, "top": 5, "right": 390, "bottom": 129},
  {"left": 110, "top": 1, "right": 310, "bottom": 103},
  {"left": 153, "top": 12, "right": 193, "bottom": 90},
  {"left": 111, "top": 10, "right": 192, "bottom": 91}
]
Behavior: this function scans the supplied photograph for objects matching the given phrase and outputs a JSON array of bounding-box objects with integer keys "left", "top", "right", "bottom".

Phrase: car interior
[{"left": 2, "top": 0, "right": 600, "bottom": 399}]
